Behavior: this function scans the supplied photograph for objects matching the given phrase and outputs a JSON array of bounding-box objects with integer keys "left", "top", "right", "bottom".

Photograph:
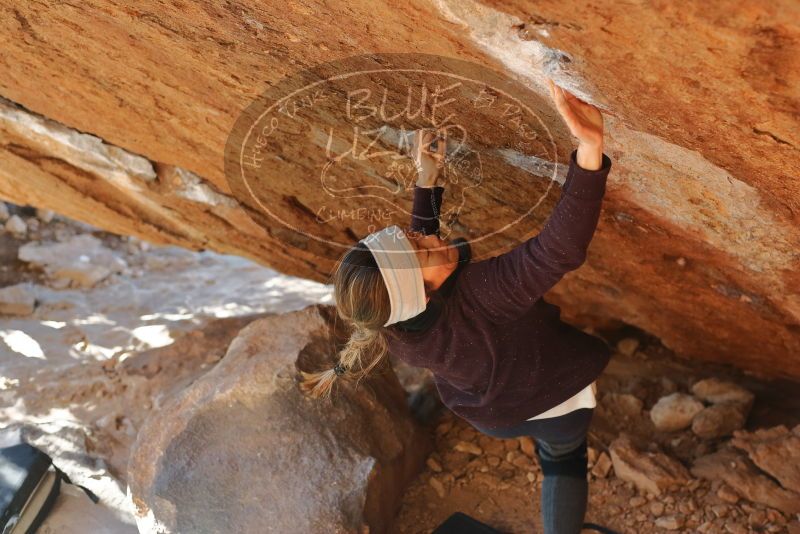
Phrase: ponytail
[{"left": 298, "top": 323, "right": 389, "bottom": 399}]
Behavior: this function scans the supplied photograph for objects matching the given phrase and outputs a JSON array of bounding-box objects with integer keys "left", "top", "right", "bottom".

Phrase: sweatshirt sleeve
[
  {"left": 458, "top": 148, "right": 612, "bottom": 323},
  {"left": 410, "top": 185, "right": 444, "bottom": 236}
]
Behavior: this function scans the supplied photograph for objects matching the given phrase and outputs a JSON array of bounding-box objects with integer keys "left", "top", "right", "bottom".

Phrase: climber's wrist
[{"left": 576, "top": 141, "right": 603, "bottom": 171}]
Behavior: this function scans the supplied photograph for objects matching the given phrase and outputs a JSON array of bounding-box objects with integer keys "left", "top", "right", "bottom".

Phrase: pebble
[
  {"left": 454, "top": 441, "right": 482, "bottom": 456},
  {"left": 691, "top": 378, "right": 754, "bottom": 405},
  {"left": 526, "top": 472, "right": 537, "bottom": 483},
  {"left": 747, "top": 510, "right": 766, "bottom": 526},
  {"left": 518, "top": 436, "right": 536, "bottom": 457},
  {"left": 428, "top": 476, "right": 446, "bottom": 498},
  {"left": 5, "top": 215, "right": 27, "bottom": 235},
  {"left": 717, "top": 484, "right": 740, "bottom": 504},
  {"left": 426, "top": 457, "right": 442, "bottom": 472},
  {"left": 711, "top": 504, "right": 729, "bottom": 518},
  {"left": 650, "top": 502, "right": 665, "bottom": 516},
  {"left": 511, "top": 455, "right": 532, "bottom": 470},
  {"left": 0, "top": 283, "right": 36, "bottom": 316},
  {"left": 629, "top": 496, "right": 646, "bottom": 507},
  {"left": 0, "top": 202, "right": 9, "bottom": 222},
  {"left": 655, "top": 515, "right": 684, "bottom": 530},
  {"left": 436, "top": 420, "right": 453, "bottom": 436},
  {"left": 487, "top": 456, "right": 500, "bottom": 467},
  {"left": 617, "top": 338, "right": 640, "bottom": 356},
  {"left": 591, "top": 452, "right": 613, "bottom": 478},
  {"left": 587, "top": 446, "right": 598, "bottom": 467},
  {"left": 765, "top": 508, "right": 784, "bottom": 523},
  {"left": 724, "top": 523, "right": 747, "bottom": 534},
  {"left": 36, "top": 208, "right": 55, "bottom": 223},
  {"left": 697, "top": 521, "right": 713, "bottom": 533}
]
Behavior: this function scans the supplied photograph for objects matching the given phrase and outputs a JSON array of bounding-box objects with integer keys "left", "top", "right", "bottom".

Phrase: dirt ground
[
  {"left": 3, "top": 205, "right": 800, "bottom": 533},
  {"left": 391, "top": 334, "right": 800, "bottom": 534}
]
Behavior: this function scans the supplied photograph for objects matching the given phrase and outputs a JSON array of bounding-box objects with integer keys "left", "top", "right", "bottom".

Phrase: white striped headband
[{"left": 361, "top": 225, "right": 427, "bottom": 326}]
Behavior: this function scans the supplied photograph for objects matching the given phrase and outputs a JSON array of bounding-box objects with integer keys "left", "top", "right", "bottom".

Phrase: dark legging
[{"left": 472, "top": 408, "right": 594, "bottom": 534}]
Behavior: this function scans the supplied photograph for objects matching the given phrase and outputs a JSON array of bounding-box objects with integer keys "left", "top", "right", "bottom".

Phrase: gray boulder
[{"left": 127, "top": 305, "right": 431, "bottom": 534}]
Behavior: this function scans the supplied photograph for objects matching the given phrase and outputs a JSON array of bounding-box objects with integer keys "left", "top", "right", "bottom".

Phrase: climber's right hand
[{"left": 546, "top": 77, "right": 604, "bottom": 170}]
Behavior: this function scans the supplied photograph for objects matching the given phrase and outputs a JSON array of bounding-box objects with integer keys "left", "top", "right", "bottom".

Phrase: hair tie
[{"left": 333, "top": 362, "right": 348, "bottom": 376}]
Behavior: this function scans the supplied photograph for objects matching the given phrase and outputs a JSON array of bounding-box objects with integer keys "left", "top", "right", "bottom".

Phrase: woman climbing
[{"left": 300, "top": 78, "right": 616, "bottom": 534}]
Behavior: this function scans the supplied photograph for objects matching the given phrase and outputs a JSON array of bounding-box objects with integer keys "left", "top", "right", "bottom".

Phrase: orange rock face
[{"left": 0, "top": 1, "right": 798, "bottom": 379}]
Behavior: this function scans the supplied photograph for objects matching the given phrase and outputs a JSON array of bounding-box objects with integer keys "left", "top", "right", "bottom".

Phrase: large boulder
[
  {"left": 1, "top": 1, "right": 799, "bottom": 381},
  {"left": 731, "top": 424, "right": 800, "bottom": 494},
  {"left": 691, "top": 448, "right": 800, "bottom": 515},
  {"left": 127, "top": 304, "right": 431, "bottom": 534}
]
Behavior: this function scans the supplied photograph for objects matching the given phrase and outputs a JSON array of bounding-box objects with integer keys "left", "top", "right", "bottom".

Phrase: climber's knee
[{"left": 536, "top": 438, "right": 588, "bottom": 479}]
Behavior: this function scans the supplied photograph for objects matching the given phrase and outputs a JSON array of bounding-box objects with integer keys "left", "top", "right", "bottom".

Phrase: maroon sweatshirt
[{"left": 385, "top": 148, "right": 614, "bottom": 431}]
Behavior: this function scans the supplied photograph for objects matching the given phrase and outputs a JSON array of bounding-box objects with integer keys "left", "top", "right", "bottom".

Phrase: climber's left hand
[{"left": 412, "top": 129, "right": 447, "bottom": 188}]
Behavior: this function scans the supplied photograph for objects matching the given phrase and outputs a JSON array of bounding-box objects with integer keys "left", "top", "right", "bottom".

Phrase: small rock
[
  {"left": 724, "top": 523, "right": 747, "bottom": 534},
  {"left": 655, "top": 515, "right": 684, "bottom": 530},
  {"left": 765, "top": 508, "right": 784, "bottom": 523},
  {"left": 25, "top": 217, "right": 40, "bottom": 232},
  {"left": 617, "top": 338, "right": 639, "bottom": 356},
  {"left": 426, "top": 457, "right": 442, "bottom": 472},
  {"left": 0, "top": 202, "right": 9, "bottom": 222},
  {"left": 435, "top": 420, "right": 452, "bottom": 436},
  {"left": 711, "top": 504, "right": 729, "bottom": 518},
  {"left": 629, "top": 496, "right": 646, "bottom": 507},
  {"left": 587, "top": 446, "right": 598, "bottom": 467},
  {"left": 487, "top": 456, "right": 500, "bottom": 467},
  {"left": 747, "top": 510, "right": 766, "bottom": 527},
  {"left": 691, "top": 378, "right": 754, "bottom": 406},
  {"left": 591, "top": 452, "right": 613, "bottom": 478},
  {"left": 0, "top": 283, "right": 36, "bottom": 316},
  {"left": 518, "top": 436, "right": 536, "bottom": 458},
  {"left": 526, "top": 472, "right": 537, "bottom": 483},
  {"left": 717, "top": 484, "right": 740, "bottom": 504},
  {"left": 650, "top": 501, "right": 665, "bottom": 516},
  {"left": 36, "top": 208, "right": 55, "bottom": 223},
  {"left": 5, "top": 214, "right": 27, "bottom": 235},
  {"left": 50, "top": 263, "right": 113, "bottom": 289},
  {"left": 428, "top": 476, "right": 446, "bottom": 498},
  {"left": 511, "top": 455, "right": 532, "bottom": 470},
  {"left": 454, "top": 441, "right": 482, "bottom": 456},
  {"left": 650, "top": 392, "right": 705, "bottom": 432},
  {"left": 692, "top": 402, "right": 749, "bottom": 439}
]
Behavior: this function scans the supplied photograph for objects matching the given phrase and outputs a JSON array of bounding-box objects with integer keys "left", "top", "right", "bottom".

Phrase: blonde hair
[{"left": 299, "top": 240, "right": 396, "bottom": 399}]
